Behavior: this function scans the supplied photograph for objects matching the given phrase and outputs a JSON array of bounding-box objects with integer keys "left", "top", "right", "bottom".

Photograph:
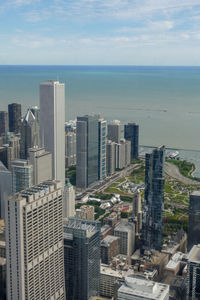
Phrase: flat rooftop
[
  {"left": 165, "top": 252, "right": 184, "bottom": 270},
  {"left": 101, "top": 264, "right": 133, "bottom": 278},
  {"left": 114, "top": 221, "right": 133, "bottom": 232},
  {"left": 101, "top": 235, "right": 119, "bottom": 247},
  {"left": 118, "top": 277, "right": 169, "bottom": 299},
  {"left": 188, "top": 244, "right": 200, "bottom": 263},
  {"left": 191, "top": 191, "right": 200, "bottom": 197}
]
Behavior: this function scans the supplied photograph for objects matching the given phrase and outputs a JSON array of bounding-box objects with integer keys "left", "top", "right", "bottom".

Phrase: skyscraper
[
  {"left": 20, "top": 109, "right": 40, "bottom": 159},
  {"left": 115, "top": 139, "right": 131, "bottom": 169},
  {"left": 8, "top": 103, "right": 22, "bottom": 134},
  {"left": 124, "top": 123, "right": 139, "bottom": 160},
  {"left": 0, "top": 111, "right": 9, "bottom": 135},
  {"left": 142, "top": 146, "right": 165, "bottom": 251},
  {"left": 188, "top": 191, "right": 200, "bottom": 251},
  {"left": 106, "top": 140, "right": 116, "bottom": 176},
  {"left": 186, "top": 244, "right": 200, "bottom": 300},
  {"left": 76, "top": 115, "right": 99, "bottom": 188},
  {"left": 98, "top": 117, "right": 107, "bottom": 180},
  {"left": 107, "top": 120, "right": 121, "bottom": 143},
  {"left": 11, "top": 159, "right": 33, "bottom": 192},
  {"left": 64, "top": 218, "right": 101, "bottom": 300},
  {"left": 40, "top": 80, "right": 65, "bottom": 188},
  {"left": 65, "top": 131, "right": 76, "bottom": 168},
  {"left": 0, "top": 161, "right": 12, "bottom": 219},
  {"left": 5, "top": 180, "right": 65, "bottom": 300},
  {"left": 63, "top": 179, "right": 75, "bottom": 219},
  {"left": 28, "top": 147, "right": 52, "bottom": 185}
]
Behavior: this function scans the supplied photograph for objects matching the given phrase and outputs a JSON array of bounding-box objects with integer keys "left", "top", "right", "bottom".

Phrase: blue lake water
[{"left": 0, "top": 65, "right": 200, "bottom": 175}]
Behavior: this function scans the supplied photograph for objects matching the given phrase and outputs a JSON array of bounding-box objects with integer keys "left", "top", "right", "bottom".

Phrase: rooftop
[
  {"left": 101, "top": 264, "right": 133, "bottom": 278},
  {"left": 165, "top": 252, "right": 184, "bottom": 270},
  {"left": 190, "top": 191, "right": 200, "bottom": 197},
  {"left": 64, "top": 217, "right": 100, "bottom": 238},
  {"left": 9, "top": 180, "right": 61, "bottom": 203},
  {"left": 118, "top": 277, "right": 169, "bottom": 299},
  {"left": 101, "top": 235, "right": 119, "bottom": 247},
  {"left": 114, "top": 221, "right": 134, "bottom": 232},
  {"left": 0, "top": 161, "right": 9, "bottom": 172},
  {"left": 188, "top": 244, "right": 200, "bottom": 263}
]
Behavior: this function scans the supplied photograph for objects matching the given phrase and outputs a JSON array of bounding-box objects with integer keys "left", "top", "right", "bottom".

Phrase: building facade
[
  {"left": 186, "top": 244, "right": 200, "bottom": 300},
  {"left": 40, "top": 80, "right": 65, "bottom": 188},
  {"left": 64, "top": 218, "right": 101, "bottom": 300},
  {"left": 11, "top": 159, "right": 33, "bottom": 192},
  {"left": 0, "top": 161, "right": 12, "bottom": 219},
  {"left": 188, "top": 191, "right": 200, "bottom": 251},
  {"left": 5, "top": 181, "right": 65, "bottom": 300},
  {"left": 76, "top": 205, "right": 95, "bottom": 220},
  {"left": 98, "top": 117, "right": 107, "bottom": 180},
  {"left": 101, "top": 235, "right": 120, "bottom": 264},
  {"left": 114, "top": 222, "right": 135, "bottom": 256},
  {"left": 0, "top": 111, "right": 9, "bottom": 136},
  {"left": 142, "top": 146, "right": 165, "bottom": 251},
  {"left": 8, "top": 103, "right": 22, "bottom": 134},
  {"left": 63, "top": 179, "right": 75, "bottom": 219},
  {"left": 106, "top": 140, "right": 116, "bottom": 176},
  {"left": 28, "top": 147, "right": 52, "bottom": 185},
  {"left": 107, "top": 120, "right": 121, "bottom": 143},
  {"left": 65, "top": 131, "right": 76, "bottom": 168},
  {"left": 76, "top": 115, "right": 99, "bottom": 188},
  {"left": 124, "top": 123, "right": 139, "bottom": 160},
  {"left": 20, "top": 109, "right": 40, "bottom": 159}
]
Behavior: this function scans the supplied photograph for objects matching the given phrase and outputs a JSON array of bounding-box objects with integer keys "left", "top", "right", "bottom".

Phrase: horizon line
[{"left": 0, "top": 64, "right": 200, "bottom": 68}]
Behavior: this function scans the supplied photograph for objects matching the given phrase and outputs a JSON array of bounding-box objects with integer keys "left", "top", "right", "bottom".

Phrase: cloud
[
  {"left": 22, "top": 10, "right": 51, "bottom": 22},
  {"left": 11, "top": 34, "right": 55, "bottom": 48}
]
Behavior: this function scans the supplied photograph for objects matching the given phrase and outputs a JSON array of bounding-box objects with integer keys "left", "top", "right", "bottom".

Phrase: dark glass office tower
[
  {"left": 20, "top": 109, "right": 40, "bottom": 159},
  {"left": 64, "top": 218, "right": 101, "bottom": 300},
  {"left": 188, "top": 191, "right": 200, "bottom": 251},
  {"left": 124, "top": 123, "right": 139, "bottom": 159},
  {"left": 142, "top": 146, "right": 165, "bottom": 251},
  {"left": 0, "top": 111, "right": 9, "bottom": 135},
  {"left": 76, "top": 115, "right": 99, "bottom": 188},
  {"left": 8, "top": 103, "right": 21, "bottom": 134}
]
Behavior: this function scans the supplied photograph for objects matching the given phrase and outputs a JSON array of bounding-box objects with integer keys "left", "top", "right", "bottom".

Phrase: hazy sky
[{"left": 0, "top": 0, "right": 200, "bottom": 65}]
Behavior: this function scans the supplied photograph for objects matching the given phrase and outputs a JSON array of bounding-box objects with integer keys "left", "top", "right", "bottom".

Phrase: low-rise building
[
  {"left": 76, "top": 205, "right": 95, "bottom": 220},
  {"left": 101, "top": 235, "right": 120, "bottom": 264},
  {"left": 118, "top": 276, "right": 169, "bottom": 300},
  {"left": 165, "top": 252, "right": 184, "bottom": 275},
  {"left": 114, "top": 221, "right": 135, "bottom": 256},
  {"left": 100, "top": 264, "right": 134, "bottom": 298}
]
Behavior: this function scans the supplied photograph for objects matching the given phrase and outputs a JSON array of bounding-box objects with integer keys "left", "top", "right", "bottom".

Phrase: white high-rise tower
[
  {"left": 40, "top": 80, "right": 65, "bottom": 188},
  {"left": 5, "top": 180, "right": 65, "bottom": 300}
]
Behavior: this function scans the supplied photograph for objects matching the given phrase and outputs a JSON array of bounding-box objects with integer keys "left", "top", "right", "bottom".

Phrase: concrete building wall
[
  {"left": 5, "top": 181, "right": 65, "bottom": 300},
  {"left": 40, "top": 81, "right": 65, "bottom": 188},
  {"left": 0, "top": 162, "right": 12, "bottom": 219}
]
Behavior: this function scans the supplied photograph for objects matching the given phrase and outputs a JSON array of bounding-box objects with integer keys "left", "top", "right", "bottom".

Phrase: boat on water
[{"left": 168, "top": 151, "right": 179, "bottom": 159}]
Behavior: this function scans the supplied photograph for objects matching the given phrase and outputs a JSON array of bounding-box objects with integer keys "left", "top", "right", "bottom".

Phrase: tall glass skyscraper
[
  {"left": 124, "top": 123, "right": 139, "bottom": 160},
  {"left": 11, "top": 159, "right": 33, "bottom": 193},
  {"left": 76, "top": 115, "right": 99, "bottom": 188},
  {"left": 98, "top": 117, "right": 107, "bottom": 180},
  {"left": 20, "top": 109, "right": 40, "bottom": 159},
  {"left": 142, "top": 146, "right": 165, "bottom": 251},
  {"left": 64, "top": 218, "right": 101, "bottom": 300},
  {"left": 188, "top": 191, "right": 200, "bottom": 251},
  {"left": 8, "top": 103, "right": 22, "bottom": 134}
]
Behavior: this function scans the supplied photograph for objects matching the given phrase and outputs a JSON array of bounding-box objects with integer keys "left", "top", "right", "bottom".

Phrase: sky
[{"left": 0, "top": 0, "right": 200, "bottom": 65}]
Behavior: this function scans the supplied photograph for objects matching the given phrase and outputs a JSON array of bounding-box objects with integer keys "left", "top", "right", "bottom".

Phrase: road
[
  {"left": 76, "top": 163, "right": 140, "bottom": 200},
  {"left": 165, "top": 162, "right": 200, "bottom": 186}
]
